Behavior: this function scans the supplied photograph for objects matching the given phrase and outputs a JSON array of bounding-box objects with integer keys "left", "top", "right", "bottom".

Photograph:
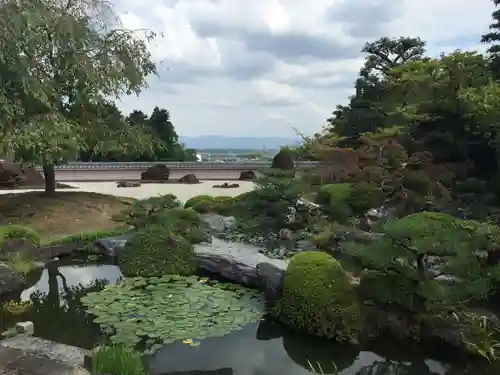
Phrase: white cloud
[{"left": 112, "top": 0, "right": 496, "bottom": 137}]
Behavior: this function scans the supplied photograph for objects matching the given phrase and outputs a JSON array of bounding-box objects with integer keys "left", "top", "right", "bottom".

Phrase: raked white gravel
[{"left": 0, "top": 181, "right": 255, "bottom": 203}]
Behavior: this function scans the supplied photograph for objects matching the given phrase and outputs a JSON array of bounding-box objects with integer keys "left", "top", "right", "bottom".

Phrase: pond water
[{"left": 0, "top": 257, "right": 498, "bottom": 375}]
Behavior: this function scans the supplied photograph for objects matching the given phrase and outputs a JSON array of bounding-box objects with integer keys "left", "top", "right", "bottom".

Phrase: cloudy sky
[{"left": 113, "top": 0, "right": 496, "bottom": 137}]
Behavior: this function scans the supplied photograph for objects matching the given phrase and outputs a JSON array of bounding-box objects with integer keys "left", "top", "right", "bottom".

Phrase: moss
[
  {"left": 0, "top": 225, "right": 40, "bottom": 246},
  {"left": 272, "top": 251, "right": 360, "bottom": 341},
  {"left": 184, "top": 195, "right": 214, "bottom": 208},
  {"left": 46, "top": 227, "right": 131, "bottom": 245},
  {"left": 118, "top": 226, "right": 197, "bottom": 277}
]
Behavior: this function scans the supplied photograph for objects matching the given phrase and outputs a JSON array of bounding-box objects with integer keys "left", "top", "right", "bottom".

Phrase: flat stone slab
[
  {"left": 1, "top": 336, "right": 88, "bottom": 367},
  {"left": 194, "top": 238, "right": 288, "bottom": 287},
  {"left": 0, "top": 345, "right": 88, "bottom": 375}
]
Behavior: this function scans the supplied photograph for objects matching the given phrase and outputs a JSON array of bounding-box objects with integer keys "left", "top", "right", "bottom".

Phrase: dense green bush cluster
[
  {"left": 315, "top": 182, "right": 385, "bottom": 223},
  {"left": 118, "top": 226, "right": 197, "bottom": 277}
]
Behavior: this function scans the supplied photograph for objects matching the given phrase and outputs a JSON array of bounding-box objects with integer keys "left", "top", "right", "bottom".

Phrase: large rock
[
  {"left": 0, "top": 263, "right": 26, "bottom": 296},
  {"left": 0, "top": 163, "right": 44, "bottom": 188},
  {"left": 117, "top": 181, "right": 141, "bottom": 188},
  {"left": 200, "top": 214, "right": 236, "bottom": 232},
  {"left": 140, "top": 164, "right": 170, "bottom": 181},
  {"left": 194, "top": 238, "right": 288, "bottom": 287},
  {"left": 271, "top": 150, "right": 294, "bottom": 170},
  {"left": 178, "top": 173, "right": 199, "bottom": 184},
  {"left": 238, "top": 171, "right": 256, "bottom": 180}
]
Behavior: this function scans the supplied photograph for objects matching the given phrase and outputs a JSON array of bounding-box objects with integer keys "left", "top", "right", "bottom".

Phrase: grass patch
[
  {"left": 0, "top": 191, "right": 135, "bottom": 241},
  {"left": 0, "top": 224, "right": 41, "bottom": 247},
  {"left": 91, "top": 344, "right": 146, "bottom": 375},
  {"left": 46, "top": 227, "right": 132, "bottom": 245}
]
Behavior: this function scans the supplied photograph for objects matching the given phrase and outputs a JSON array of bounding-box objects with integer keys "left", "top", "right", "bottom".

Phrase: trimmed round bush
[
  {"left": 118, "top": 226, "right": 197, "bottom": 277},
  {"left": 184, "top": 195, "right": 214, "bottom": 208},
  {"left": 272, "top": 251, "right": 360, "bottom": 341},
  {"left": 0, "top": 225, "right": 40, "bottom": 246}
]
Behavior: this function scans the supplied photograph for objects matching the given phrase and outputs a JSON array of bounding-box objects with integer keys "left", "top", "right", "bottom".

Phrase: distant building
[{"left": 196, "top": 153, "right": 203, "bottom": 161}]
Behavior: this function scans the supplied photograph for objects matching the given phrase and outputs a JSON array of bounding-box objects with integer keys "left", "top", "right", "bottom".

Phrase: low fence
[{"left": 39, "top": 161, "right": 320, "bottom": 170}]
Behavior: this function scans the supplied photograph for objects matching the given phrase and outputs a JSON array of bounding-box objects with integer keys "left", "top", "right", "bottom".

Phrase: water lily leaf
[{"left": 82, "top": 275, "right": 263, "bottom": 355}]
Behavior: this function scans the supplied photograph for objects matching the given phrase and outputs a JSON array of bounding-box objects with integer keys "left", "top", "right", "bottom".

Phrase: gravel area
[{"left": 0, "top": 181, "right": 255, "bottom": 202}]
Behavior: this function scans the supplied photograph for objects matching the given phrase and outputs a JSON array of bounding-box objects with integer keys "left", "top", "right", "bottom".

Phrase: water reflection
[
  {"left": 21, "top": 261, "right": 122, "bottom": 300},
  {"left": 1, "top": 258, "right": 121, "bottom": 349}
]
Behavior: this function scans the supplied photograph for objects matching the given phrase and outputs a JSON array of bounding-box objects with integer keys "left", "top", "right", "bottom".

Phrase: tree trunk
[{"left": 43, "top": 164, "right": 56, "bottom": 194}]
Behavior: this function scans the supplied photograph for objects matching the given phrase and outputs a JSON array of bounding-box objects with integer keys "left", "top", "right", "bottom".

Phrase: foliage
[
  {"left": 112, "top": 195, "right": 182, "bottom": 229},
  {"left": 152, "top": 207, "right": 209, "bottom": 244},
  {"left": 3, "top": 251, "right": 39, "bottom": 275},
  {"left": 91, "top": 344, "right": 146, "bottom": 375},
  {"left": 272, "top": 251, "right": 360, "bottom": 341},
  {"left": 343, "top": 212, "right": 500, "bottom": 313},
  {"left": 118, "top": 226, "right": 197, "bottom": 277},
  {"left": 0, "top": 225, "right": 41, "bottom": 246},
  {"left": 47, "top": 227, "right": 131, "bottom": 245},
  {"left": 81, "top": 275, "right": 263, "bottom": 354},
  {"left": 184, "top": 195, "right": 214, "bottom": 209},
  {"left": 2, "top": 300, "right": 33, "bottom": 315},
  {"left": 0, "top": 0, "right": 158, "bottom": 192},
  {"left": 88, "top": 106, "right": 198, "bottom": 162},
  {"left": 190, "top": 196, "right": 234, "bottom": 215}
]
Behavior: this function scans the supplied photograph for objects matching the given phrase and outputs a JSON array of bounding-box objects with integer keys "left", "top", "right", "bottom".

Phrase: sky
[{"left": 113, "top": 0, "right": 496, "bottom": 138}]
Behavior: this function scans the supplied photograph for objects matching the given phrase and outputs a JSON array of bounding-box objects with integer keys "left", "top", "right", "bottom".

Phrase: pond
[{"left": 0, "top": 257, "right": 498, "bottom": 375}]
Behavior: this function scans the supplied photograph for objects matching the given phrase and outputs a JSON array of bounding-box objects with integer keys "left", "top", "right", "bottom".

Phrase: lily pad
[{"left": 81, "top": 275, "right": 263, "bottom": 354}]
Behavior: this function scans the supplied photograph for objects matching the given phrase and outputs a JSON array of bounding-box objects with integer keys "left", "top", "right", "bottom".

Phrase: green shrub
[
  {"left": 118, "top": 226, "right": 197, "bottom": 277},
  {"left": 184, "top": 195, "right": 214, "bottom": 208},
  {"left": 155, "top": 207, "right": 208, "bottom": 244},
  {"left": 346, "top": 182, "right": 385, "bottom": 215},
  {"left": 47, "top": 227, "right": 131, "bottom": 245},
  {"left": 91, "top": 344, "right": 145, "bottom": 375},
  {"left": 112, "top": 194, "right": 182, "bottom": 228},
  {"left": 191, "top": 197, "right": 234, "bottom": 215},
  {"left": 272, "top": 251, "right": 360, "bottom": 341},
  {"left": 316, "top": 183, "right": 351, "bottom": 205},
  {"left": 315, "top": 184, "right": 352, "bottom": 223},
  {"left": 0, "top": 225, "right": 40, "bottom": 246}
]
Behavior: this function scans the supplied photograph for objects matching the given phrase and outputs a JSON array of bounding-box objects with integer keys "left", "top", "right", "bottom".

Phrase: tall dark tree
[
  {"left": 481, "top": 0, "right": 500, "bottom": 77},
  {"left": 327, "top": 37, "right": 426, "bottom": 138},
  {"left": 148, "top": 106, "right": 179, "bottom": 159}
]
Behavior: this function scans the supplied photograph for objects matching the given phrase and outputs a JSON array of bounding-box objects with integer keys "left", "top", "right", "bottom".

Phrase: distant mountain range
[{"left": 179, "top": 135, "right": 300, "bottom": 150}]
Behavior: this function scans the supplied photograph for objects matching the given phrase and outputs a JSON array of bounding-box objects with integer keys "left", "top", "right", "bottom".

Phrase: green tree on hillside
[
  {"left": 0, "top": 0, "right": 156, "bottom": 193},
  {"left": 481, "top": 0, "right": 500, "bottom": 77}
]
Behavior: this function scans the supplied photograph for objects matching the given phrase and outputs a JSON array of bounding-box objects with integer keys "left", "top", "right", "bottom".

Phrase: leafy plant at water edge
[
  {"left": 2, "top": 300, "right": 33, "bottom": 315},
  {"left": 91, "top": 344, "right": 146, "bottom": 375},
  {"left": 81, "top": 275, "right": 263, "bottom": 354}
]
